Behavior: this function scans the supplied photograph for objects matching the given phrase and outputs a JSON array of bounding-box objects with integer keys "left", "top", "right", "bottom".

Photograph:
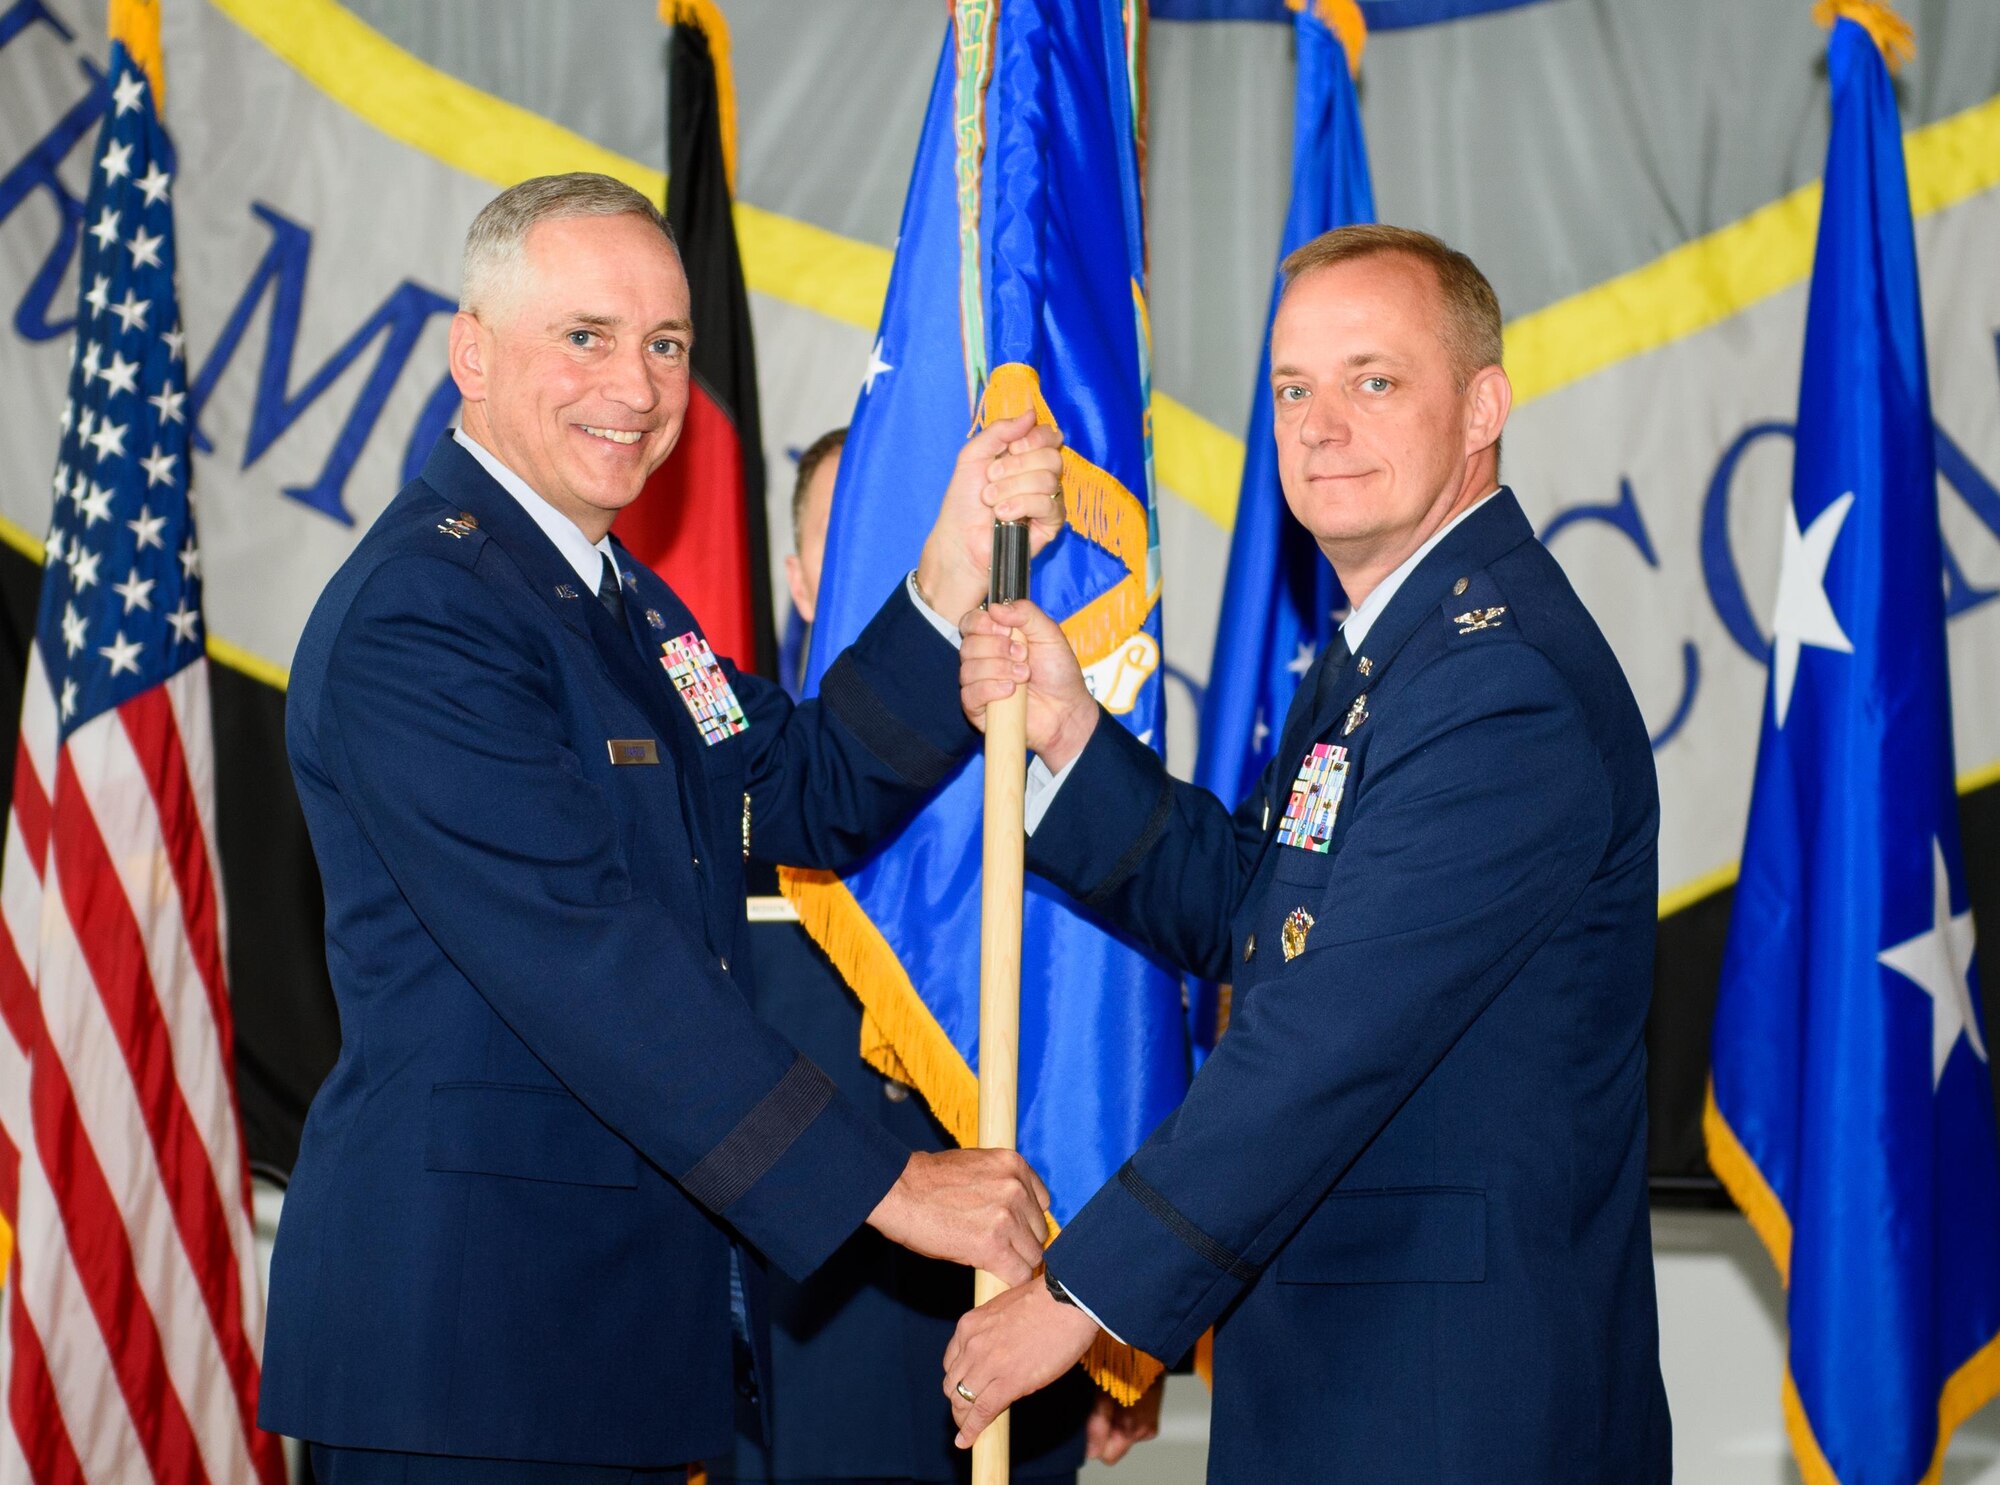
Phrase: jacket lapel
[{"left": 420, "top": 438, "right": 687, "bottom": 748}]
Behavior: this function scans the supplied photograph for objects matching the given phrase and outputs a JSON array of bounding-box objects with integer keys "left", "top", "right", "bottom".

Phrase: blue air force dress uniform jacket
[
  {"left": 262, "top": 436, "right": 979, "bottom": 1468},
  {"left": 732, "top": 868, "right": 1091, "bottom": 1484},
  {"left": 1031, "top": 491, "right": 1672, "bottom": 1483}
]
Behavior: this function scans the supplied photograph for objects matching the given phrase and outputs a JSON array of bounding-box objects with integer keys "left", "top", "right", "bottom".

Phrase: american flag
[{"left": 0, "top": 31, "right": 285, "bottom": 1485}]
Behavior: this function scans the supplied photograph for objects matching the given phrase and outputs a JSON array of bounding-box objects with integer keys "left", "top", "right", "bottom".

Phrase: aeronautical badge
[
  {"left": 1281, "top": 907, "right": 1315, "bottom": 962},
  {"left": 1275, "top": 742, "right": 1348, "bottom": 853},
  {"left": 1342, "top": 693, "right": 1369, "bottom": 737},
  {"left": 436, "top": 511, "right": 478, "bottom": 539},
  {"left": 660, "top": 632, "right": 750, "bottom": 745},
  {"left": 1454, "top": 606, "right": 1507, "bottom": 634}
]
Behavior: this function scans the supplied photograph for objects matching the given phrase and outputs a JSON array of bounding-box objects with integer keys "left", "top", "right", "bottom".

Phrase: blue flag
[
  {"left": 1188, "top": 2, "right": 1372, "bottom": 1058},
  {"left": 1706, "top": 17, "right": 2000, "bottom": 1484},
  {"left": 781, "top": 0, "right": 1184, "bottom": 1397}
]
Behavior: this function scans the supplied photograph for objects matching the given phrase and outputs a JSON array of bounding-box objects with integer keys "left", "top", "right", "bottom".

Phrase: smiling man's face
[{"left": 453, "top": 211, "right": 693, "bottom": 539}]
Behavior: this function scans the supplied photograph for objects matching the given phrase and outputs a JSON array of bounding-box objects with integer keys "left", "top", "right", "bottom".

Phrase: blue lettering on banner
[
  {"left": 1540, "top": 476, "right": 1700, "bottom": 751},
  {"left": 188, "top": 203, "right": 455, "bottom": 526},
  {"left": 0, "top": 57, "right": 105, "bottom": 342},
  {"left": 1702, "top": 420, "right": 1795, "bottom": 664}
]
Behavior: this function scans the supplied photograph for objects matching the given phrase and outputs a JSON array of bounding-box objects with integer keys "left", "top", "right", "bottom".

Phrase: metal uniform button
[
  {"left": 882, "top": 1079, "right": 911, "bottom": 1103},
  {"left": 719, "top": 956, "right": 730, "bottom": 973},
  {"left": 1452, "top": 576, "right": 1469, "bottom": 596},
  {"left": 692, "top": 854, "right": 701, "bottom": 871},
  {"left": 1243, "top": 933, "right": 1256, "bottom": 963}
]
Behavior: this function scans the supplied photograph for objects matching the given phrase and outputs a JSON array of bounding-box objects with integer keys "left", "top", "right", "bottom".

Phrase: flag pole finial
[
  {"left": 108, "top": 0, "right": 166, "bottom": 103},
  {"left": 1812, "top": 0, "right": 1916, "bottom": 71},
  {"left": 660, "top": 0, "right": 739, "bottom": 194},
  {"left": 1286, "top": 0, "right": 1367, "bottom": 77}
]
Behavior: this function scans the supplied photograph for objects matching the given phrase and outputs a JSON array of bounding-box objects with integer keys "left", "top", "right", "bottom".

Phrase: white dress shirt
[{"left": 454, "top": 428, "right": 619, "bottom": 591}]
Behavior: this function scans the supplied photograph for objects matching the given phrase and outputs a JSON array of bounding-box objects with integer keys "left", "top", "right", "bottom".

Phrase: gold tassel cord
[
  {"left": 1286, "top": 0, "right": 1367, "bottom": 77},
  {"left": 1811, "top": 0, "right": 1916, "bottom": 71},
  {"left": 659, "top": 0, "right": 740, "bottom": 195},
  {"left": 109, "top": 0, "right": 166, "bottom": 105}
]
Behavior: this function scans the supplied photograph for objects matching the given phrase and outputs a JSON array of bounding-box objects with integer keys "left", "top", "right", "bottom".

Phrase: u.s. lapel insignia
[
  {"left": 1454, "top": 606, "right": 1507, "bottom": 634},
  {"left": 1356, "top": 656, "right": 1373, "bottom": 677},
  {"left": 1282, "top": 907, "right": 1315, "bottom": 962},
  {"left": 436, "top": 511, "right": 478, "bottom": 539},
  {"left": 1342, "top": 693, "right": 1369, "bottom": 737},
  {"left": 661, "top": 631, "right": 750, "bottom": 745},
  {"left": 554, "top": 582, "right": 580, "bottom": 600},
  {"left": 645, "top": 608, "right": 666, "bottom": 631}
]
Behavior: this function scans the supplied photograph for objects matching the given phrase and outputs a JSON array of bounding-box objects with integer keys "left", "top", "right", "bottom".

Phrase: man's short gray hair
[{"left": 459, "top": 172, "right": 678, "bottom": 313}]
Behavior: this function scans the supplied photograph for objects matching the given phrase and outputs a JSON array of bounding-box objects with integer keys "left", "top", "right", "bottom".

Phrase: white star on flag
[
  {"left": 1286, "top": 641, "right": 1316, "bottom": 677},
  {"left": 87, "top": 208, "right": 120, "bottom": 250},
  {"left": 139, "top": 447, "right": 177, "bottom": 488},
  {"left": 83, "top": 274, "right": 111, "bottom": 316},
  {"left": 60, "top": 603, "right": 87, "bottom": 657},
  {"left": 98, "top": 630, "right": 144, "bottom": 677},
  {"left": 100, "top": 139, "right": 133, "bottom": 182},
  {"left": 78, "top": 483, "right": 114, "bottom": 528},
  {"left": 863, "top": 337, "right": 894, "bottom": 394},
  {"left": 1252, "top": 709, "right": 1270, "bottom": 752},
  {"left": 86, "top": 417, "right": 127, "bottom": 462},
  {"left": 163, "top": 324, "right": 186, "bottom": 360},
  {"left": 79, "top": 340, "right": 102, "bottom": 382},
  {"left": 70, "top": 546, "right": 101, "bottom": 591},
  {"left": 98, "top": 349, "right": 140, "bottom": 398},
  {"left": 135, "top": 160, "right": 171, "bottom": 205},
  {"left": 111, "top": 69, "right": 146, "bottom": 114},
  {"left": 147, "top": 385, "right": 186, "bottom": 425},
  {"left": 112, "top": 573, "right": 155, "bottom": 614},
  {"left": 1771, "top": 490, "right": 1855, "bottom": 728},
  {"left": 126, "top": 225, "right": 164, "bottom": 270},
  {"left": 44, "top": 528, "right": 65, "bottom": 568},
  {"left": 128, "top": 505, "right": 168, "bottom": 549},
  {"left": 165, "top": 600, "right": 200, "bottom": 645},
  {"left": 58, "top": 677, "right": 77, "bottom": 720},
  {"left": 1879, "top": 837, "right": 1984, "bottom": 1089},
  {"left": 110, "top": 289, "right": 149, "bottom": 334},
  {"left": 179, "top": 537, "right": 200, "bottom": 579}
]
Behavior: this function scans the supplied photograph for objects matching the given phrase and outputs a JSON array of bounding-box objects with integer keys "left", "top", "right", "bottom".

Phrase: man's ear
[
  {"left": 784, "top": 554, "right": 815, "bottom": 625},
  {"left": 449, "top": 310, "right": 488, "bottom": 405},
  {"left": 1464, "top": 363, "right": 1511, "bottom": 459}
]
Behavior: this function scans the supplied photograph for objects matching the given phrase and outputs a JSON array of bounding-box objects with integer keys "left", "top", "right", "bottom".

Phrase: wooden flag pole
[{"left": 973, "top": 517, "right": 1032, "bottom": 1485}]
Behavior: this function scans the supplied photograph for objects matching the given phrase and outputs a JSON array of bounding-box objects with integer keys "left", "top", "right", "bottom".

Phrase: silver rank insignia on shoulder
[
  {"left": 1282, "top": 907, "right": 1314, "bottom": 961},
  {"left": 437, "top": 512, "right": 478, "bottom": 539},
  {"left": 1455, "top": 606, "right": 1506, "bottom": 634},
  {"left": 1343, "top": 693, "right": 1369, "bottom": 736}
]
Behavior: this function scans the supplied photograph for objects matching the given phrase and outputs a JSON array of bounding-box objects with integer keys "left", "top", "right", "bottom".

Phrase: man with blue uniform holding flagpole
[
  {"left": 263, "top": 173, "right": 1074, "bottom": 1483},
  {"left": 948, "top": 224, "right": 1672, "bottom": 1483}
]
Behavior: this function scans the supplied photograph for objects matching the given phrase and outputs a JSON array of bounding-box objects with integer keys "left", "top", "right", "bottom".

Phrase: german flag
[{"left": 615, "top": 0, "right": 775, "bottom": 676}]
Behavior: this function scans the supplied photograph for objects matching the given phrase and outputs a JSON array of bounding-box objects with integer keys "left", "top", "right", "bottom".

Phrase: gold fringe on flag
[
  {"left": 1286, "top": 0, "right": 1368, "bottom": 77},
  {"left": 659, "top": 0, "right": 741, "bottom": 193},
  {"left": 109, "top": 0, "right": 166, "bottom": 104},
  {"left": 1811, "top": 0, "right": 1915, "bottom": 71}
]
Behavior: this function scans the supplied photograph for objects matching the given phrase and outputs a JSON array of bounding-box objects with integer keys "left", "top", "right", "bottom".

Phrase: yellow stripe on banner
[{"left": 1505, "top": 88, "right": 2000, "bottom": 407}]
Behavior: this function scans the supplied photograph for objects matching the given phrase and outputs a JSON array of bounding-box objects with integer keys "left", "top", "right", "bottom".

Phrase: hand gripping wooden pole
[{"left": 973, "top": 516, "right": 1031, "bottom": 1485}]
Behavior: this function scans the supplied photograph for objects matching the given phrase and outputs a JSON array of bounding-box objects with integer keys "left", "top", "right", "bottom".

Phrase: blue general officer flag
[
  {"left": 1188, "top": 0, "right": 1372, "bottom": 1057},
  {"left": 1706, "top": 12, "right": 2000, "bottom": 1484},
  {"left": 780, "top": 0, "right": 1185, "bottom": 1398}
]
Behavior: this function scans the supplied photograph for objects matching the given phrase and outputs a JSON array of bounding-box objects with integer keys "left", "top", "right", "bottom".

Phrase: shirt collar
[
  {"left": 453, "top": 427, "right": 616, "bottom": 590},
  {"left": 1340, "top": 489, "right": 1501, "bottom": 654}
]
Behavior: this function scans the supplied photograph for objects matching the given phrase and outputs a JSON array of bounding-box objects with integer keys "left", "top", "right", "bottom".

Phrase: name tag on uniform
[
  {"left": 607, "top": 738, "right": 659, "bottom": 766},
  {"left": 1276, "top": 742, "right": 1348, "bottom": 853},
  {"left": 660, "top": 632, "right": 750, "bottom": 746}
]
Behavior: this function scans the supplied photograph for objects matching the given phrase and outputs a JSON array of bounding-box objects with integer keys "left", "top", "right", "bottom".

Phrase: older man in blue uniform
[
  {"left": 262, "top": 173, "right": 1071, "bottom": 1482},
  {"left": 947, "top": 226, "right": 1673, "bottom": 1483}
]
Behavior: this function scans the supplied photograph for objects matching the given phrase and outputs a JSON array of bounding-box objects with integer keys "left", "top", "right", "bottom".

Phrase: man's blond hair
[{"left": 1281, "top": 224, "right": 1503, "bottom": 390}]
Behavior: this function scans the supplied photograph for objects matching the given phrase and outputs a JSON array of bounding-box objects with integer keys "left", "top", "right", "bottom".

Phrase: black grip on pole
[{"left": 989, "top": 520, "right": 1031, "bottom": 606}]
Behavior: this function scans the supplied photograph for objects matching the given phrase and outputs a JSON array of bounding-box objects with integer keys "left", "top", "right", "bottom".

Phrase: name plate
[{"left": 607, "top": 738, "right": 660, "bottom": 766}]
